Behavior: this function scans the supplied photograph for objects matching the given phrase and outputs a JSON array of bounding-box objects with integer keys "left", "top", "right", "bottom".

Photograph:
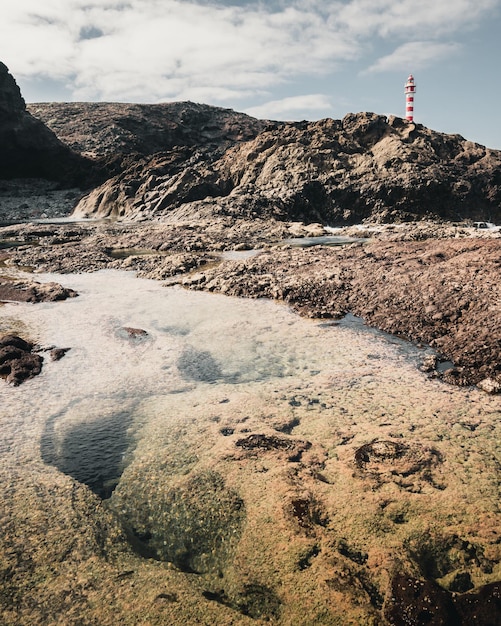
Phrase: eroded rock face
[
  {"left": 10, "top": 65, "right": 500, "bottom": 226},
  {"left": 0, "top": 61, "right": 25, "bottom": 119}
]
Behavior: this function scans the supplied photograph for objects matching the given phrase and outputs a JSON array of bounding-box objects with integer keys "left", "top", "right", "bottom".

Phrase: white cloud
[
  {"left": 365, "top": 41, "right": 461, "bottom": 73},
  {"left": 1, "top": 0, "right": 359, "bottom": 101},
  {"left": 335, "top": 0, "right": 499, "bottom": 38},
  {"left": 244, "top": 93, "right": 332, "bottom": 119},
  {"left": 0, "top": 0, "right": 499, "bottom": 105}
]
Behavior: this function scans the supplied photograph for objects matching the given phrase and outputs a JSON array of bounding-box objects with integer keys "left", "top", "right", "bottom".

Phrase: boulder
[{"left": 0, "top": 335, "right": 43, "bottom": 385}]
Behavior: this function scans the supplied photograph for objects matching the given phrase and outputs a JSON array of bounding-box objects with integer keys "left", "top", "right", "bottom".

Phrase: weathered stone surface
[
  {"left": 0, "top": 60, "right": 498, "bottom": 227},
  {"left": 66, "top": 112, "right": 501, "bottom": 224},
  {"left": 28, "top": 101, "right": 271, "bottom": 158},
  {"left": 0, "top": 278, "right": 78, "bottom": 303}
]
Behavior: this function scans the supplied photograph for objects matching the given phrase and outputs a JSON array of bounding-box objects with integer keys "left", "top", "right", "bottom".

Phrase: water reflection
[{"left": 282, "top": 235, "right": 368, "bottom": 247}]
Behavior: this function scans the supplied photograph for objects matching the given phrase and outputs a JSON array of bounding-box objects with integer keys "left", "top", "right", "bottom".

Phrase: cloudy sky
[{"left": 3, "top": 0, "right": 501, "bottom": 148}]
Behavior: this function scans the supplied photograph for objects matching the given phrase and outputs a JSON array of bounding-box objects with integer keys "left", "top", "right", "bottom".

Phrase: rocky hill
[
  {"left": 1, "top": 61, "right": 501, "bottom": 224},
  {"left": 68, "top": 112, "right": 501, "bottom": 224},
  {"left": 28, "top": 101, "right": 272, "bottom": 158}
]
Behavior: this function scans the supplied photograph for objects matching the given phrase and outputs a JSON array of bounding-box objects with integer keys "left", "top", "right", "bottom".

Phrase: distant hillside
[{"left": 28, "top": 101, "right": 272, "bottom": 158}]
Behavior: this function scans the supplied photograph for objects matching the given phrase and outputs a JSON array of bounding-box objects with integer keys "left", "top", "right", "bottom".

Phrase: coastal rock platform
[{"left": 1, "top": 218, "right": 499, "bottom": 391}]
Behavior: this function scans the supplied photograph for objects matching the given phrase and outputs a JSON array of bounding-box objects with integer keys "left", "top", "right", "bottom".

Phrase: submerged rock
[
  {"left": 177, "top": 346, "right": 223, "bottom": 382},
  {"left": 384, "top": 575, "right": 501, "bottom": 625},
  {"left": 116, "top": 469, "right": 245, "bottom": 574}
]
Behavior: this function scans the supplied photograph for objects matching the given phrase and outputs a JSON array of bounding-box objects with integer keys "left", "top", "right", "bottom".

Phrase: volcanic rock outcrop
[
  {"left": 29, "top": 101, "right": 272, "bottom": 159},
  {"left": 0, "top": 335, "right": 43, "bottom": 385},
  {"left": 0, "top": 63, "right": 91, "bottom": 184},
  {"left": 0, "top": 57, "right": 498, "bottom": 225},
  {"left": 65, "top": 112, "right": 501, "bottom": 224}
]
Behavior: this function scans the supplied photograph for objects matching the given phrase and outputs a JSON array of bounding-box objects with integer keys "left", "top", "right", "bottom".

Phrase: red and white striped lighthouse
[{"left": 404, "top": 74, "right": 416, "bottom": 122}]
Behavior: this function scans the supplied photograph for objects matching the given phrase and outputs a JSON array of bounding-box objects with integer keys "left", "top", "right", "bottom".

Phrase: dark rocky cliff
[{"left": 0, "top": 63, "right": 91, "bottom": 184}]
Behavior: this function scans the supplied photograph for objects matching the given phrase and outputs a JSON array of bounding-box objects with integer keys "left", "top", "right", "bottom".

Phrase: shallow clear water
[
  {"left": 282, "top": 235, "right": 367, "bottom": 247},
  {"left": 0, "top": 269, "right": 430, "bottom": 493}
]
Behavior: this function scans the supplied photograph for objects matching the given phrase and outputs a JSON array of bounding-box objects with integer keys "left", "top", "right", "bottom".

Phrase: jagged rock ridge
[{"left": 1, "top": 61, "right": 500, "bottom": 224}]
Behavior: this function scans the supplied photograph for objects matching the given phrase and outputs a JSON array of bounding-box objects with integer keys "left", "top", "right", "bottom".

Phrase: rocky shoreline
[
  {"left": 1, "top": 216, "right": 499, "bottom": 392},
  {"left": 1, "top": 262, "right": 500, "bottom": 626}
]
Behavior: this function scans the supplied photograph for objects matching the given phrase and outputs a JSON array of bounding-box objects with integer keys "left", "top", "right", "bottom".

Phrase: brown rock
[
  {"left": 477, "top": 378, "right": 501, "bottom": 394},
  {"left": 0, "top": 278, "right": 78, "bottom": 303},
  {"left": 0, "top": 335, "right": 43, "bottom": 385},
  {"left": 70, "top": 112, "right": 501, "bottom": 224},
  {"left": 50, "top": 347, "right": 70, "bottom": 361}
]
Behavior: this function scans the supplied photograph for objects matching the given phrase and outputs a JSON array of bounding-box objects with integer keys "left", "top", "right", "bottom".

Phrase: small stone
[
  {"left": 421, "top": 354, "right": 437, "bottom": 372},
  {"left": 477, "top": 377, "right": 501, "bottom": 394},
  {"left": 50, "top": 347, "right": 70, "bottom": 361}
]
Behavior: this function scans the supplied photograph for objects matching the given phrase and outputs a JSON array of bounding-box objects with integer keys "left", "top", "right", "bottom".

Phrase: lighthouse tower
[{"left": 404, "top": 74, "right": 416, "bottom": 122}]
